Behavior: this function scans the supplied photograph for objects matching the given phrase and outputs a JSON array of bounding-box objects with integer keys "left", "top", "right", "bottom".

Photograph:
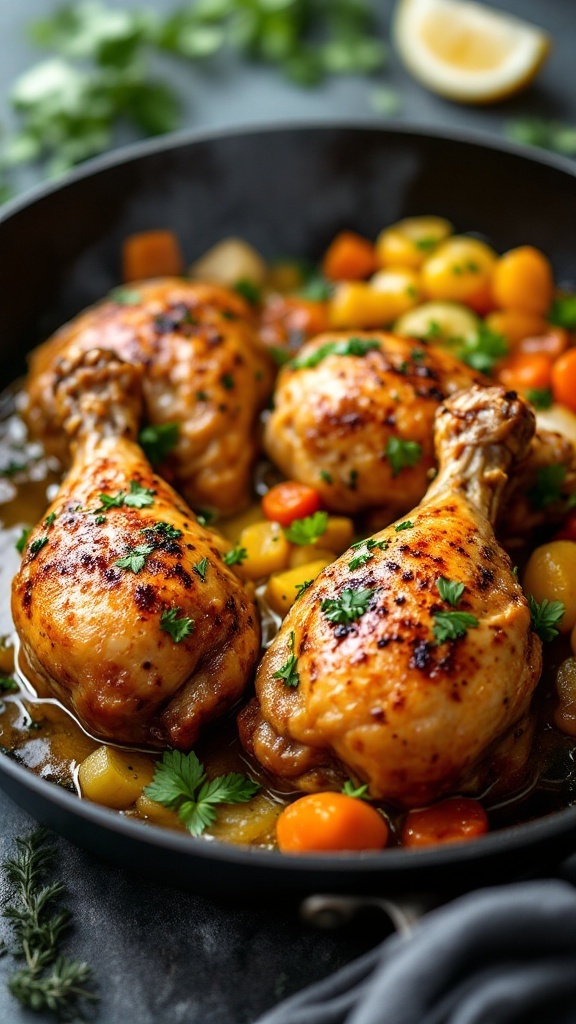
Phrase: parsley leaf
[
  {"left": 549, "top": 296, "right": 576, "bottom": 330},
  {"left": 528, "top": 465, "right": 567, "bottom": 509},
  {"left": 141, "top": 521, "right": 182, "bottom": 540},
  {"left": 321, "top": 587, "right": 374, "bottom": 624},
  {"left": 319, "top": 470, "right": 333, "bottom": 485},
  {"left": 115, "top": 543, "right": 155, "bottom": 573},
  {"left": 95, "top": 491, "right": 125, "bottom": 512},
  {"left": 0, "top": 676, "right": 19, "bottom": 693},
  {"left": 15, "top": 527, "right": 32, "bottom": 554},
  {"left": 44, "top": 512, "right": 57, "bottom": 528},
  {"left": 28, "top": 536, "right": 48, "bottom": 558},
  {"left": 505, "top": 118, "right": 576, "bottom": 157},
  {"left": 193, "top": 557, "right": 209, "bottom": 581},
  {"left": 144, "top": 749, "right": 260, "bottom": 837},
  {"left": 447, "top": 324, "right": 508, "bottom": 375},
  {"left": 223, "top": 545, "right": 247, "bottom": 566},
  {"left": 436, "top": 577, "right": 465, "bottom": 607},
  {"left": 394, "top": 520, "right": 414, "bottom": 532},
  {"left": 528, "top": 595, "right": 565, "bottom": 642},
  {"left": 109, "top": 286, "right": 142, "bottom": 305},
  {"left": 273, "top": 631, "right": 300, "bottom": 688},
  {"left": 294, "top": 578, "right": 313, "bottom": 601},
  {"left": 432, "top": 610, "right": 479, "bottom": 644},
  {"left": 138, "top": 422, "right": 179, "bottom": 465},
  {"left": 124, "top": 480, "right": 155, "bottom": 508},
  {"left": 284, "top": 510, "right": 328, "bottom": 545},
  {"left": 348, "top": 538, "right": 387, "bottom": 571},
  {"left": 290, "top": 337, "right": 380, "bottom": 370},
  {"left": 342, "top": 780, "right": 369, "bottom": 800},
  {"left": 160, "top": 607, "right": 194, "bottom": 643},
  {"left": 385, "top": 437, "right": 422, "bottom": 478},
  {"left": 234, "top": 279, "right": 261, "bottom": 305},
  {"left": 525, "top": 388, "right": 553, "bottom": 410}
]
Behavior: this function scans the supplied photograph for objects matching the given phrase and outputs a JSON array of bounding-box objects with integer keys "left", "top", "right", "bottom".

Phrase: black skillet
[{"left": 1, "top": 123, "right": 576, "bottom": 900}]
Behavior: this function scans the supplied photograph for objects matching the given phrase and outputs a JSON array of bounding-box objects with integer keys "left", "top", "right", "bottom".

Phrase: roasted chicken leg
[
  {"left": 12, "top": 350, "right": 260, "bottom": 749},
  {"left": 240, "top": 386, "right": 542, "bottom": 807}
]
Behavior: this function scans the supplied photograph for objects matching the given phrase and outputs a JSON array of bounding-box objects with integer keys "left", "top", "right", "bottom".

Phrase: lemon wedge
[{"left": 393, "top": 0, "right": 551, "bottom": 104}]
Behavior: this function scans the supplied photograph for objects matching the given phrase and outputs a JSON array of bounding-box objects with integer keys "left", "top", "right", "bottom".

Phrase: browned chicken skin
[
  {"left": 12, "top": 350, "right": 260, "bottom": 750},
  {"left": 240, "top": 386, "right": 542, "bottom": 807},
  {"left": 22, "top": 279, "right": 274, "bottom": 516}
]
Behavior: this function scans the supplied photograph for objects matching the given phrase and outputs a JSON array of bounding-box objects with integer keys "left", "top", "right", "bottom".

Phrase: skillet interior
[{"left": 1, "top": 122, "right": 576, "bottom": 895}]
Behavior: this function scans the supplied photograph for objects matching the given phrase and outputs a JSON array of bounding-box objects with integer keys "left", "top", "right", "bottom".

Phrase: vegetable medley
[{"left": 2, "top": 214, "right": 576, "bottom": 856}]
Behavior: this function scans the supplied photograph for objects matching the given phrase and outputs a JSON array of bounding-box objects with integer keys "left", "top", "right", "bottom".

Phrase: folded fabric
[{"left": 254, "top": 881, "right": 576, "bottom": 1024}]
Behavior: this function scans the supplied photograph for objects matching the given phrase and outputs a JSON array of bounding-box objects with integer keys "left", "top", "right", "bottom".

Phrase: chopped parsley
[
  {"left": 347, "top": 469, "right": 359, "bottom": 490},
  {"left": 95, "top": 491, "right": 126, "bottom": 512},
  {"left": 141, "top": 521, "right": 182, "bottom": 541},
  {"left": 436, "top": 577, "right": 465, "bottom": 607},
  {"left": 144, "top": 750, "right": 259, "bottom": 837},
  {"left": 290, "top": 337, "right": 380, "bottom": 370},
  {"left": 432, "top": 610, "right": 479, "bottom": 645},
  {"left": 411, "top": 348, "right": 426, "bottom": 362},
  {"left": 94, "top": 515, "right": 107, "bottom": 526},
  {"left": 284, "top": 510, "right": 328, "bottom": 546},
  {"left": 447, "top": 325, "right": 508, "bottom": 375},
  {"left": 0, "top": 460, "right": 27, "bottom": 477},
  {"left": 44, "top": 512, "right": 57, "bottom": 528},
  {"left": 505, "top": 118, "right": 576, "bottom": 157},
  {"left": 394, "top": 520, "right": 414, "bottom": 532},
  {"left": 294, "top": 578, "right": 313, "bottom": 601},
  {"left": 29, "top": 536, "right": 48, "bottom": 558},
  {"left": 220, "top": 373, "right": 235, "bottom": 391},
  {"left": 273, "top": 631, "right": 300, "bottom": 688},
  {"left": 193, "top": 557, "right": 209, "bottom": 581},
  {"left": 0, "top": 676, "right": 19, "bottom": 693},
  {"left": 342, "top": 780, "right": 369, "bottom": 800},
  {"left": 124, "top": 481, "right": 155, "bottom": 508},
  {"left": 319, "top": 470, "right": 333, "bottom": 485},
  {"left": 385, "top": 437, "right": 422, "bottom": 478},
  {"left": 525, "top": 388, "right": 553, "bottom": 410},
  {"left": 549, "top": 296, "right": 576, "bottom": 329},
  {"left": 223, "top": 545, "right": 247, "bottom": 567},
  {"left": 528, "top": 465, "right": 567, "bottom": 510},
  {"left": 195, "top": 509, "right": 214, "bottom": 527},
  {"left": 269, "top": 347, "right": 292, "bottom": 367},
  {"left": 196, "top": 390, "right": 209, "bottom": 401},
  {"left": 16, "top": 527, "right": 32, "bottom": 554},
  {"left": 348, "top": 538, "right": 387, "bottom": 571},
  {"left": 115, "top": 544, "right": 155, "bottom": 573},
  {"left": 414, "top": 237, "right": 438, "bottom": 252},
  {"left": 160, "top": 607, "right": 195, "bottom": 644},
  {"left": 109, "top": 287, "right": 142, "bottom": 305},
  {"left": 297, "top": 275, "right": 334, "bottom": 301},
  {"left": 528, "top": 595, "right": 565, "bottom": 642},
  {"left": 234, "top": 279, "right": 261, "bottom": 305},
  {"left": 138, "top": 422, "right": 179, "bottom": 465},
  {"left": 321, "top": 587, "right": 374, "bottom": 625}
]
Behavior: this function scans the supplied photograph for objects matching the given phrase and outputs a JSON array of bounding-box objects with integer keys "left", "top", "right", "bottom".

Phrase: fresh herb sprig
[
  {"left": 273, "top": 631, "right": 300, "bottom": 688},
  {"left": 160, "top": 606, "right": 194, "bottom": 643},
  {"left": 284, "top": 511, "right": 328, "bottom": 545},
  {"left": 138, "top": 422, "right": 179, "bottom": 466},
  {"left": 144, "top": 750, "right": 259, "bottom": 837},
  {"left": 385, "top": 437, "right": 422, "bottom": 478},
  {"left": 432, "top": 610, "right": 479, "bottom": 644},
  {"left": 321, "top": 587, "right": 374, "bottom": 625},
  {"left": 290, "top": 337, "right": 380, "bottom": 370},
  {"left": 2, "top": 829, "right": 98, "bottom": 1018},
  {"left": 529, "top": 595, "right": 565, "bottom": 642}
]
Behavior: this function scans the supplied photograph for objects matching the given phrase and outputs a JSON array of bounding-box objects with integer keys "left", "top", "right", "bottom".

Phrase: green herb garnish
[
  {"left": 528, "top": 595, "right": 565, "bottom": 642},
  {"left": 138, "top": 422, "right": 179, "bottom": 465},
  {"left": 15, "top": 527, "right": 32, "bottom": 554},
  {"left": 234, "top": 279, "right": 261, "bottom": 305},
  {"left": 505, "top": 118, "right": 576, "bottom": 157},
  {"left": 109, "top": 286, "right": 142, "bottom": 305},
  {"left": 273, "top": 631, "right": 300, "bottom": 688},
  {"left": 394, "top": 520, "right": 414, "bottom": 532},
  {"left": 193, "top": 557, "right": 209, "bottom": 581},
  {"left": 220, "top": 373, "right": 235, "bottom": 391},
  {"left": 321, "top": 587, "right": 374, "bottom": 624},
  {"left": 528, "top": 465, "right": 567, "bottom": 510},
  {"left": 525, "top": 388, "right": 553, "bottom": 410},
  {"left": 160, "top": 606, "right": 194, "bottom": 643},
  {"left": 436, "top": 577, "right": 465, "bottom": 607},
  {"left": 290, "top": 337, "right": 380, "bottom": 370},
  {"left": 28, "top": 536, "right": 48, "bottom": 558},
  {"left": 115, "top": 543, "right": 155, "bottom": 573},
  {"left": 319, "top": 469, "right": 333, "bottom": 485},
  {"left": 549, "top": 296, "right": 576, "bottom": 329},
  {"left": 348, "top": 538, "right": 387, "bottom": 571},
  {"left": 385, "top": 437, "right": 422, "bottom": 478},
  {"left": 223, "top": 545, "right": 247, "bottom": 567},
  {"left": 342, "top": 780, "right": 369, "bottom": 800},
  {"left": 0, "top": 676, "right": 19, "bottom": 692},
  {"left": 124, "top": 480, "right": 155, "bottom": 508},
  {"left": 294, "top": 579, "right": 313, "bottom": 601},
  {"left": 284, "top": 510, "right": 328, "bottom": 546},
  {"left": 432, "top": 610, "right": 479, "bottom": 645},
  {"left": 447, "top": 324, "right": 508, "bottom": 375},
  {"left": 144, "top": 750, "right": 259, "bottom": 838},
  {"left": 43, "top": 512, "right": 57, "bottom": 528},
  {"left": 141, "top": 521, "right": 182, "bottom": 540}
]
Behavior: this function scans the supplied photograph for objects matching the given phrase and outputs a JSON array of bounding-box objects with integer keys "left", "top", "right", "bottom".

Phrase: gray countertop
[{"left": 1, "top": 2, "right": 575, "bottom": 1022}]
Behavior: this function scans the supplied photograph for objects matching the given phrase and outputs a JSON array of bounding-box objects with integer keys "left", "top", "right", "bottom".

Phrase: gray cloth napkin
[{"left": 254, "top": 881, "right": 576, "bottom": 1024}]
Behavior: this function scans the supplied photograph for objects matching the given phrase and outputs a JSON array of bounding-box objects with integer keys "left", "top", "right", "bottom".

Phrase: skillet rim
[{"left": 1, "top": 119, "right": 576, "bottom": 878}]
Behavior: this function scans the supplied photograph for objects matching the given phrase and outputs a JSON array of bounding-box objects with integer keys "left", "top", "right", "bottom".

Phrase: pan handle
[{"left": 300, "top": 893, "right": 438, "bottom": 935}]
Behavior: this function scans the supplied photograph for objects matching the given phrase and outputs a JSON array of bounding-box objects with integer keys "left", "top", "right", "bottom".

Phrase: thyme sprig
[{"left": 2, "top": 829, "right": 98, "bottom": 1019}]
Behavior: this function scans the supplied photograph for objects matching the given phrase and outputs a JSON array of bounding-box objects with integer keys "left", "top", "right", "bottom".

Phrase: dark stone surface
[{"left": 0, "top": 1, "right": 575, "bottom": 1022}]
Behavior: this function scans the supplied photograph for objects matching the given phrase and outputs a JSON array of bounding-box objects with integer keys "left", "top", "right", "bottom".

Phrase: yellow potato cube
[
  {"left": 207, "top": 794, "right": 282, "bottom": 845},
  {"left": 289, "top": 545, "right": 337, "bottom": 568},
  {"left": 218, "top": 504, "right": 264, "bottom": 542},
  {"left": 265, "top": 558, "right": 332, "bottom": 616},
  {"left": 329, "top": 279, "right": 419, "bottom": 328},
  {"left": 136, "top": 792, "right": 186, "bottom": 830},
  {"left": 238, "top": 520, "right": 291, "bottom": 580},
  {"left": 78, "top": 746, "right": 156, "bottom": 809},
  {"left": 321, "top": 516, "right": 355, "bottom": 554},
  {"left": 376, "top": 216, "right": 453, "bottom": 269}
]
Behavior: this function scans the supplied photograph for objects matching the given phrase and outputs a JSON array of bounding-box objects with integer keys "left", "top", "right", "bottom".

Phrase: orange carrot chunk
[
  {"left": 322, "top": 231, "right": 378, "bottom": 282},
  {"left": 402, "top": 798, "right": 488, "bottom": 848},
  {"left": 551, "top": 348, "right": 576, "bottom": 413},
  {"left": 496, "top": 351, "right": 553, "bottom": 392},
  {"left": 262, "top": 481, "right": 322, "bottom": 527},
  {"left": 492, "top": 246, "right": 554, "bottom": 316},
  {"left": 276, "top": 792, "right": 389, "bottom": 853},
  {"left": 122, "top": 230, "right": 184, "bottom": 282}
]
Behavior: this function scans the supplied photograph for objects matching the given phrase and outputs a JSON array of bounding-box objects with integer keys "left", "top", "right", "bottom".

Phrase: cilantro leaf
[
  {"left": 284, "top": 511, "right": 328, "bottom": 546},
  {"left": 15, "top": 527, "right": 32, "bottom": 554},
  {"left": 528, "top": 595, "right": 565, "bottom": 642},
  {"left": 436, "top": 577, "right": 465, "bottom": 607},
  {"left": 447, "top": 325, "right": 508, "bottom": 375},
  {"left": 321, "top": 587, "right": 374, "bottom": 624},
  {"left": 294, "top": 578, "right": 313, "bottom": 601},
  {"left": 549, "top": 296, "right": 576, "bottom": 330},
  {"left": 394, "top": 520, "right": 414, "bottom": 532},
  {"left": 160, "top": 607, "right": 194, "bottom": 643},
  {"left": 432, "top": 610, "right": 479, "bottom": 645},
  {"left": 348, "top": 538, "right": 387, "bottom": 571},
  {"left": 124, "top": 480, "right": 155, "bottom": 508},
  {"left": 44, "top": 512, "right": 57, "bottom": 528},
  {"left": 141, "top": 521, "right": 182, "bottom": 541},
  {"left": 234, "top": 279, "right": 261, "bottom": 305},
  {"left": 290, "top": 337, "right": 380, "bottom": 370},
  {"left": 193, "top": 557, "right": 209, "bottom": 581},
  {"left": 223, "top": 545, "right": 247, "bottom": 567},
  {"left": 115, "top": 543, "right": 155, "bottom": 573},
  {"left": 525, "top": 388, "right": 553, "bottom": 410},
  {"left": 138, "top": 422, "right": 179, "bottom": 465},
  {"left": 0, "top": 676, "right": 19, "bottom": 693},
  {"left": 385, "top": 437, "right": 422, "bottom": 478},
  {"left": 528, "top": 465, "right": 567, "bottom": 510},
  {"left": 145, "top": 749, "right": 205, "bottom": 808},
  {"left": 273, "top": 631, "right": 300, "bottom": 688},
  {"left": 95, "top": 491, "right": 125, "bottom": 512},
  {"left": 28, "top": 536, "right": 48, "bottom": 558}
]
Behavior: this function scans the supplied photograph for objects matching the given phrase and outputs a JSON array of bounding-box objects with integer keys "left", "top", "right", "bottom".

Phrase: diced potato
[
  {"left": 267, "top": 261, "right": 304, "bottom": 293},
  {"left": 78, "top": 746, "right": 156, "bottom": 809},
  {"left": 536, "top": 405, "right": 576, "bottom": 449},
  {"left": 265, "top": 558, "right": 332, "bottom": 616},
  {"left": 206, "top": 794, "right": 282, "bottom": 845},
  {"left": 238, "top": 521, "right": 291, "bottom": 580},
  {"left": 523, "top": 541, "right": 576, "bottom": 633},
  {"left": 189, "top": 238, "right": 267, "bottom": 288},
  {"left": 376, "top": 216, "right": 454, "bottom": 269},
  {"left": 136, "top": 792, "right": 186, "bottom": 830},
  {"left": 420, "top": 237, "right": 497, "bottom": 311},
  {"left": 329, "top": 279, "right": 418, "bottom": 328},
  {"left": 289, "top": 545, "right": 337, "bottom": 568},
  {"left": 554, "top": 658, "right": 576, "bottom": 736},
  {"left": 218, "top": 504, "right": 265, "bottom": 542},
  {"left": 320, "top": 516, "right": 355, "bottom": 554},
  {"left": 394, "top": 300, "right": 478, "bottom": 342}
]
